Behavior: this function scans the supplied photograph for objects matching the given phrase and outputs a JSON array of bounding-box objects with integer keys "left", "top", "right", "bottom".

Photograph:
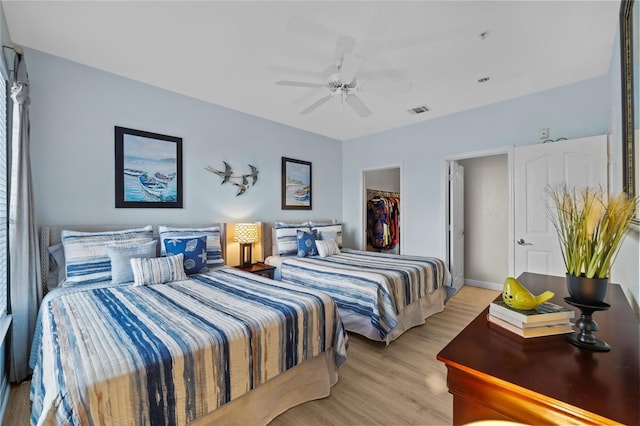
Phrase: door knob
[{"left": 517, "top": 239, "right": 526, "bottom": 245}]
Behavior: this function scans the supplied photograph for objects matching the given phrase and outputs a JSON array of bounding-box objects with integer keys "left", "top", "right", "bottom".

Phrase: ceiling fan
[{"left": 274, "top": 35, "right": 411, "bottom": 118}]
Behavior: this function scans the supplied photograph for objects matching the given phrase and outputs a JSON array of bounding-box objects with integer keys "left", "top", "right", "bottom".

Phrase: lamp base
[{"left": 239, "top": 243, "right": 253, "bottom": 268}]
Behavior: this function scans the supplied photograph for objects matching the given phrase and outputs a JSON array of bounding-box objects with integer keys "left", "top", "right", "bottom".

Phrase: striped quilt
[
  {"left": 30, "top": 267, "right": 347, "bottom": 426},
  {"left": 279, "top": 249, "right": 450, "bottom": 341}
]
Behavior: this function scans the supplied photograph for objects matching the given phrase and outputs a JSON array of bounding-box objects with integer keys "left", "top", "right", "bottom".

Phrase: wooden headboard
[{"left": 40, "top": 223, "right": 226, "bottom": 291}]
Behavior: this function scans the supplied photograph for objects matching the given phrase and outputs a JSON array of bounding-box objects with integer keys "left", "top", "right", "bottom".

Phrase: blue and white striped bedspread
[
  {"left": 30, "top": 267, "right": 347, "bottom": 426},
  {"left": 280, "top": 249, "right": 450, "bottom": 341}
]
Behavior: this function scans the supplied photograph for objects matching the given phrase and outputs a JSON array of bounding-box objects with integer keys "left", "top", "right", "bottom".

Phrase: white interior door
[
  {"left": 514, "top": 135, "right": 607, "bottom": 277},
  {"left": 449, "top": 161, "right": 464, "bottom": 289}
]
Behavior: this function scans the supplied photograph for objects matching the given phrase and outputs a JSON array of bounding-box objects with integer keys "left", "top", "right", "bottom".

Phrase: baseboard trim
[{"left": 465, "top": 279, "right": 502, "bottom": 291}]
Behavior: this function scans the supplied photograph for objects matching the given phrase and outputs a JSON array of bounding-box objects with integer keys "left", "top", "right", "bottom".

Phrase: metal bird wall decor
[{"left": 205, "top": 162, "right": 259, "bottom": 196}]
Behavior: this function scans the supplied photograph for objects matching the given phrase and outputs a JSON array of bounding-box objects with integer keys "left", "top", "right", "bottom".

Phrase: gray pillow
[
  {"left": 107, "top": 240, "right": 158, "bottom": 284},
  {"left": 47, "top": 243, "right": 66, "bottom": 289}
]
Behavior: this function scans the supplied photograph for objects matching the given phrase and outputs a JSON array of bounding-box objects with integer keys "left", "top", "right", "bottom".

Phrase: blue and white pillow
[
  {"left": 163, "top": 236, "right": 208, "bottom": 274},
  {"left": 106, "top": 240, "right": 158, "bottom": 284},
  {"left": 311, "top": 223, "right": 343, "bottom": 248},
  {"left": 316, "top": 239, "right": 341, "bottom": 258},
  {"left": 297, "top": 229, "right": 318, "bottom": 258},
  {"left": 273, "top": 224, "right": 311, "bottom": 256},
  {"left": 61, "top": 226, "right": 154, "bottom": 285},
  {"left": 130, "top": 254, "right": 188, "bottom": 286},
  {"left": 159, "top": 225, "right": 224, "bottom": 267}
]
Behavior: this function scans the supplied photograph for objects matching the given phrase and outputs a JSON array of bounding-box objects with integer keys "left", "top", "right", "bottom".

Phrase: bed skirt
[
  {"left": 191, "top": 349, "right": 338, "bottom": 425},
  {"left": 339, "top": 285, "right": 446, "bottom": 344}
]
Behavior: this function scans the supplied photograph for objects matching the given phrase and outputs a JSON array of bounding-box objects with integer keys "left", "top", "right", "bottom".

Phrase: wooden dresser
[{"left": 437, "top": 272, "right": 639, "bottom": 425}]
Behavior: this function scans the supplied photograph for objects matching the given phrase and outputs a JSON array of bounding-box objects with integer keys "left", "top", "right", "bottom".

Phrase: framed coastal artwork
[
  {"left": 114, "top": 126, "right": 183, "bottom": 208},
  {"left": 281, "top": 157, "right": 312, "bottom": 210}
]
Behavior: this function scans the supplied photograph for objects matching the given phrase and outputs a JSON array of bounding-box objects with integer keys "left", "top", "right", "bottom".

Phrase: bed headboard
[
  {"left": 260, "top": 220, "right": 337, "bottom": 259},
  {"left": 40, "top": 223, "right": 226, "bottom": 291}
]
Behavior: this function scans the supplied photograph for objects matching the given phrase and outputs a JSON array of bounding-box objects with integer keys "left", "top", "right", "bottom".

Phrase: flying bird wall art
[{"left": 205, "top": 162, "right": 259, "bottom": 196}]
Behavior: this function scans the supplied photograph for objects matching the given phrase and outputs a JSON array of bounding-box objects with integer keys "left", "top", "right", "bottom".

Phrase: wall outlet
[{"left": 540, "top": 128, "right": 549, "bottom": 139}]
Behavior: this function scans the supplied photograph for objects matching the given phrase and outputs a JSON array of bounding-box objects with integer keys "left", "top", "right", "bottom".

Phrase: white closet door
[{"left": 449, "top": 161, "right": 464, "bottom": 289}]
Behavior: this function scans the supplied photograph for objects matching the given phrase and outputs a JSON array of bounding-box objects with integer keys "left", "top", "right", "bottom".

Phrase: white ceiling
[{"left": 1, "top": 1, "right": 621, "bottom": 141}]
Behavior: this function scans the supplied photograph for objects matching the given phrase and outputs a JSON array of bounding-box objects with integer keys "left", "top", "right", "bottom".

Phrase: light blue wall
[
  {"left": 27, "top": 49, "right": 343, "bottom": 228},
  {"left": 342, "top": 76, "right": 610, "bottom": 258}
]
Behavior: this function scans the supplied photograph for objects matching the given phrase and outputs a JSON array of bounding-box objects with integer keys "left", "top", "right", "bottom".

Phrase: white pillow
[
  {"left": 130, "top": 254, "right": 188, "bottom": 286},
  {"left": 316, "top": 239, "right": 341, "bottom": 257},
  {"left": 311, "top": 223, "right": 343, "bottom": 248}
]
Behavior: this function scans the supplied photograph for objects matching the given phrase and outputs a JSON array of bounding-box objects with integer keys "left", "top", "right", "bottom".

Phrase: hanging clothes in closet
[{"left": 366, "top": 190, "right": 400, "bottom": 251}]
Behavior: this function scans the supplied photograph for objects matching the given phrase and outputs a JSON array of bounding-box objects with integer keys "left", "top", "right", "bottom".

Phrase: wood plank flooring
[{"left": 4, "top": 285, "right": 499, "bottom": 425}]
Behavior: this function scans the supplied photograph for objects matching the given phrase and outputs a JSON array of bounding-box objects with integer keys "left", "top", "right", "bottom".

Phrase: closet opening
[{"left": 362, "top": 166, "right": 401, "bottom": 254}]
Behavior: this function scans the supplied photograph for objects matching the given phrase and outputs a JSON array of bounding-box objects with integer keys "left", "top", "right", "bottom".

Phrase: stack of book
[{"left": 487, "top": 300, "right": 575, "bottom": 338}]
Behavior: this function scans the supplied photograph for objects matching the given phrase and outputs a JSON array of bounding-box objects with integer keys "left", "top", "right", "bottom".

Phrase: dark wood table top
[{"left": 437, "top": 272, "right": 639, "bottom": 425}]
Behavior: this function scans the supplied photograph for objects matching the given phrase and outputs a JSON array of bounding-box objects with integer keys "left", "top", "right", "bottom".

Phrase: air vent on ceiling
[{"left": 408, "top": 105, "right": 431, "bottom": 115}]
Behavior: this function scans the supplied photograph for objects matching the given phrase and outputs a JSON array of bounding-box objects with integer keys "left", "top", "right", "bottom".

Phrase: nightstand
[{"left": 235, "top": 262, "right": 276, "bottom": 279}]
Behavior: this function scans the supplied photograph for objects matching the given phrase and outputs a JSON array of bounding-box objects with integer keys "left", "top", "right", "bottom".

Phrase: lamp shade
[{"left": 234, "top": 223, "right": 258, "bottom": 244}]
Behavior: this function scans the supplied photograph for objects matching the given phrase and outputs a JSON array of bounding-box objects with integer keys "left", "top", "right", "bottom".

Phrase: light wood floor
[{"left": 4, "top": 285, "right": 499, "bottom": 426}]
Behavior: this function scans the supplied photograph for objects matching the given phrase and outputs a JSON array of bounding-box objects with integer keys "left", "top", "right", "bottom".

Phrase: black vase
[{"left": 566, "top": 273, "right": 608, "bottom": 305}]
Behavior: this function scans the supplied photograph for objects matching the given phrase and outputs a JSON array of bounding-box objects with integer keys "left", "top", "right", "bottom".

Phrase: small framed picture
[
  {"left": 114, "top": 126, "right": 183, "bottom": 208},
  {"left": 282, "top": 157, "right": 312, "bottom": 210}
]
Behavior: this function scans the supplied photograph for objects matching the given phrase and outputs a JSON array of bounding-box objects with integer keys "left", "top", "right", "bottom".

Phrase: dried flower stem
[{"left": 547, "top": 185, "right": 639, "bottom": 279}]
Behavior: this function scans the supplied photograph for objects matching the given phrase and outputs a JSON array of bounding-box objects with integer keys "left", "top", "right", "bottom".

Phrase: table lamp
[{"left": 234, "top": 223, "right": 258, "bottom": 267}]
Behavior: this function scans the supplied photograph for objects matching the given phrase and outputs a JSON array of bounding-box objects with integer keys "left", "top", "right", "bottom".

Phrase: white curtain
[{"left": 8, "top": 52, "right": 41, "bottom": 382}]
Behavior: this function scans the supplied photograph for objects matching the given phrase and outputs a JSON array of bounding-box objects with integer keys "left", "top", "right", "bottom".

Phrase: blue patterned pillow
[
  {"left": 107, "top": 240, "right": 158, "bottom": 284},
  {"left": 130, "top": 254, "right": 188, "bottom": 286},
  {"left": 159, "top": 226, "right": 224, "bottom": 267},
  {"left": 61, "top": 226, "right": 154, "bottom": 285},
  {"left": 163, "top": 236, "right": 208, "bottom": 274},
  {"left": 297, "top": 229, "right": 318, "bottom": 258}
]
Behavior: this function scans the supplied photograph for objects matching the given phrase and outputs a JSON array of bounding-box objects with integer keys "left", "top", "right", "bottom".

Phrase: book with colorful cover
[
  {"left": 489, "top": 300, "right": 575, "bottom": 324},
  {"left": 487, "top": 314, "right": 574, "bottom": 338}
]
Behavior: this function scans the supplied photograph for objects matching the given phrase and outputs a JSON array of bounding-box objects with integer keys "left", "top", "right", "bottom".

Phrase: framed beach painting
[
  {"left": 115, "top": 126, "right": 183, "bottom": 208},
  {"left": 282, "top": 157, "right": 312, "bottom": 210}
]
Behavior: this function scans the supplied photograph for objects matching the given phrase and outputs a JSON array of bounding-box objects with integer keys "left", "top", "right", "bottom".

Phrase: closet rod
[{"left": 367, "top": 189, "right": 400, "bottom": 198}]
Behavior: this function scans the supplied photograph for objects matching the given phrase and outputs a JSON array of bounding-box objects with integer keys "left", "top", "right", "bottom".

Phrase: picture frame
[
  {"left": 282, "top": 157, "right": 312, "bottom": 210},
  {"left": 115, "top": 126, "right": 183, "bottom": 208},
  {"left": 620, "top": 0, "right": 639, "bottom": 224}
]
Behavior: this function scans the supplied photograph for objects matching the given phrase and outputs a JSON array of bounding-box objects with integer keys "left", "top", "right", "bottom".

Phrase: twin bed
[
  {"left": 31, "top": 224, "right": 347, "bottom": 425},
  {"left": 31, "top": 221, "right": 450, "bottom": 424},
  {"left": 263, "top": 222, "right": 450, "bottom": 344}
]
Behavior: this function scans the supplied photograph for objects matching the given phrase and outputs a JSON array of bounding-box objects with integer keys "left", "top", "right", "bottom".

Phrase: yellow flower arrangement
[{"left": 547, "top": 185, "right": 639, "bottom": 279}]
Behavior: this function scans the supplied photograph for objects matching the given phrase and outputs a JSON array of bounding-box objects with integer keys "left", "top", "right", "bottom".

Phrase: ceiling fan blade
[
  {"left": 276, "top": 80, "right": 326, "bottom": 88},
  {"left": 300, "top": 95, "right": 333, "bottom": 115},
  {"left": 339, "top": 53, "right": 364, "bottom": 84},
  {"left": 345, "top": 94, "right": 372, "bottom": 118}
]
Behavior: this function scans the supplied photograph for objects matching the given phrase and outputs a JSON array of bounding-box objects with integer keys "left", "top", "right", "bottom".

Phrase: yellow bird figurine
[{"left": 502, "top": 277, "right": 554, "bottom": 310}]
